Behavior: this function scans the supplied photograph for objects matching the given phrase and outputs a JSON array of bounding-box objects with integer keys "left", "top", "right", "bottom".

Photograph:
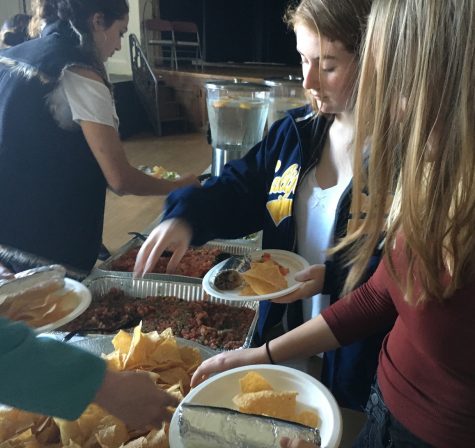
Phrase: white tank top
[
  {"left": 295, "top": 167, "right": 351, "bottom": 322},
  {"left": 46, "top": 69, "right": 119, "bottom": 131}
]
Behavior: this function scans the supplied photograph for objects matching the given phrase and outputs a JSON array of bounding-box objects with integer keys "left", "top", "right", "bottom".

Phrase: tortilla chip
[
  {"left": 0, "top": 289, "right": 79, "bottom": 328},
  {"left": 0, "top": 409, "right": 44, "bottom": 441},
  {"left": 295, "top": 410, "right": 320, "bottom": 428},
  {"left": 233, "top": 390, "right": 298, "bottom": 420},
  {"left": 112, "top": 330, "right": 133, "bottom": 353},
  {"left": 0, "top": 428, "right": 41, "bottom": 448},
  {"left": 157, "top": 367, "right": 190, "bottom": 390},
  {"left": 178, "top": 346, "right": 201, "bottom": 374},
  {"left": 239, "top": 284, "right": 256, "bottom": 296},
  {"left": 241, "top": 260, "right": 288, "bottom": 295},
  {"left": 94, "top": 415, "right": 129, "bottom": 447},
  {"left": 145, "top": 426, "right": 169, "bottom": 448},
  {"left": 239, "top": 371, "right": 273, "bottom": 393}
]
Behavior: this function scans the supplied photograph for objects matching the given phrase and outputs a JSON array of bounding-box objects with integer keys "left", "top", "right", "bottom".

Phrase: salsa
[
  {"left": 109, "top": 246, "right": 226, "bottom": 278},
  {"left": 61, "top": 288, "right": 256, "bottom": 350}
]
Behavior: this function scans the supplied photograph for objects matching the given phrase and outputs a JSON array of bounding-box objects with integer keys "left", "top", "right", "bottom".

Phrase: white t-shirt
[
  {"left": 46, "top": 69, "right": 119, "bottom": 131},
  {"left": 295, "top": 168, "right": 351, "bottom": 322}
]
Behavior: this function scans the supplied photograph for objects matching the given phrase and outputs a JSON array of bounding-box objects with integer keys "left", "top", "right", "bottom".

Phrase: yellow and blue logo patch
[{"left": 266, "top": 160, "right": 300, "bottom": 226}]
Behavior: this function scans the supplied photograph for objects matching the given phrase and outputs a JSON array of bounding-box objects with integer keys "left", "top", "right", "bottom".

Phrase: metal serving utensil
[
  {"left": 62, "top": 317, "right": 141, "bottom": 342},
  {"left": 213, "top": 255, "right": 251, "bottom": 291},
  {"left": 127, "top": 231, "right": 149, "bottom": 241}
]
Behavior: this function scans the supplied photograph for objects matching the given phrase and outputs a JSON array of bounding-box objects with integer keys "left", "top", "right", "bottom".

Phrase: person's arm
[
  {"left": 0, "top": 316, "right": 106, "bottom": 419},
  {"left": 191, "top": 258, "right": 395, "bottom": 387},
  {"left": 80, "top": 121, "right": 197, "bottom": 195},
  {"left": 134, "top": 121, "right": 292, "bottom": 276},
  {"left": 162, "top": 120, "right": 292, "bottom": 247},
  {"left": 191, "top": 314, "right": 339, "bottom": 387},
  {"left": 0, "top": 318, "right": 177, "bottom": 427}
]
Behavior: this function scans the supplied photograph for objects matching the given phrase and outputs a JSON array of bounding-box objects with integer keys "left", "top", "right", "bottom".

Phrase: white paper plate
[
  {"left": 169, "top": 364, "right": 342, "bottom": 448},
  {"left": 202, "top": 249, "right": 310, "bottom": 301},
  {"left": 35, "top": 278, "right": 91, "bottom": 333}
]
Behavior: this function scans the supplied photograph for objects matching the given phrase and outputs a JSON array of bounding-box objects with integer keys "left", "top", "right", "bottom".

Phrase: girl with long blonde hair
[{"left": 191, "top": 1, "right": 475, "bottom": 446}]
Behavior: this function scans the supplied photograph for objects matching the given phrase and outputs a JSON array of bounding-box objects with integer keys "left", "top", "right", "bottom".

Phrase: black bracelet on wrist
[{"left": 265, "top": 340, "right": 276, "bottom": 364}]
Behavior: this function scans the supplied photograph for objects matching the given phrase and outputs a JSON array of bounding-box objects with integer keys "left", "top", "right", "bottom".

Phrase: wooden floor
[{"left": 102, "top": 131, "right": 211, "bottom": 254}]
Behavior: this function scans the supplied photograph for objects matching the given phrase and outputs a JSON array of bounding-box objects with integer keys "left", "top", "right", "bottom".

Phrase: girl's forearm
[{"left": 266, "top": 315, "right": 340, "bottom": 363}]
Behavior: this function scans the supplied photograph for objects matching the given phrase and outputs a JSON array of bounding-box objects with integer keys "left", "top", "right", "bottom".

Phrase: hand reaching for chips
[{"left": 93, "top": 370, "right": 179, "bottom": 431}]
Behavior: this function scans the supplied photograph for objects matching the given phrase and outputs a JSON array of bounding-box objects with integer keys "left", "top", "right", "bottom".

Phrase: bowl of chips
[
  {"left": 0, "top": 324, "right": 213, "bottom": 447},
  {"left": 169, "top": 364, "right": 342, "bottom": 448}
]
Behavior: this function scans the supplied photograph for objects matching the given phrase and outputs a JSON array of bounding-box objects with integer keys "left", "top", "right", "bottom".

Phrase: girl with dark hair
[{"left": 0, "top": 0, "right": 198, "bottom": 272}]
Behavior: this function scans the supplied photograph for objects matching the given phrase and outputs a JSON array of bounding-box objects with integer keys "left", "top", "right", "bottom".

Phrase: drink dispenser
[
  {"left": 264, "top": 76, "right": 308, "bottom": 128},
  {"left": 205, "top": 80, "right": 271, "bottom": 177}
]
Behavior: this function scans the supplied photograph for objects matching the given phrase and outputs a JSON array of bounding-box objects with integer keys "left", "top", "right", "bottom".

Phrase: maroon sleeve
[{"left": 321, "top": 258, "right": 398, "bottom": 345}]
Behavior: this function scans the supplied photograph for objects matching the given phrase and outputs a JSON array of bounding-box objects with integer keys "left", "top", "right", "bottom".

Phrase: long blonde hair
[{"left": 340, "top": 0, "right": 475, "bottom": 303}]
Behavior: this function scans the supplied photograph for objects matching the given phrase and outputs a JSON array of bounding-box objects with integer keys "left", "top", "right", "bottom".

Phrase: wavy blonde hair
[{"left": 339, "top": 0, "right": 475, "bottom": 303}]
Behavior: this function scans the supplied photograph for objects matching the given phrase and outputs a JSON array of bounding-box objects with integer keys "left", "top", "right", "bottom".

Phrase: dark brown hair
[{"left": 29, "top": 0, "right": 129, "bottom": 37}]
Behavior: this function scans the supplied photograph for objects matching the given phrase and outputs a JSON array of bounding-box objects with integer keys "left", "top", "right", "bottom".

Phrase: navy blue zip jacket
[
  {"left": 163, "top": 106, "right": 393, "bottom": 410},
  {"left": 0, "top": 21, "right": 107, "bottom": 271}
]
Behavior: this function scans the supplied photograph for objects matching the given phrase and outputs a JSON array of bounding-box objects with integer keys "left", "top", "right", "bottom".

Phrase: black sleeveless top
[{"left": 0, "top": 21, "right": 108, "bottom": 271}]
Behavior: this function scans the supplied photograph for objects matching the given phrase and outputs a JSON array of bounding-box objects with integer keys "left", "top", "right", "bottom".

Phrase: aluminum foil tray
[
  {"left": 80, "top": 273, "right": 258, "bottom": 350},
  {"left": 93, "top": 236, "right": 259, "bottom": 282}
]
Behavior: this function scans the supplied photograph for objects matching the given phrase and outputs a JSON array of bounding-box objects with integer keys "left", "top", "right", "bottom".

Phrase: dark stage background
[{"left": 159, "top": 0, "right": 299, "bottom": 65}]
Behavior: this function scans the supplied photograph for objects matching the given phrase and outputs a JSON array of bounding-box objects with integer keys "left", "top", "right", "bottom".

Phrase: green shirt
[{"left": 0, "top": 317, "right": 106, "bottom": 420}]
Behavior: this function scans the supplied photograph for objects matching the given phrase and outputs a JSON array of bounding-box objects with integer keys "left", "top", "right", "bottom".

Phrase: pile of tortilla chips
[
  {"left": 240, "top": 257, "right": 288, "bottom": 296},
  {"left": 0, "top": 323, "right": 202, "bottom": 447},
  {"left": 0, "top": 289, "right": 79, "bottom": 329},
  {"left": 232, "top": 371, "right": 320, "bottom": 428}
]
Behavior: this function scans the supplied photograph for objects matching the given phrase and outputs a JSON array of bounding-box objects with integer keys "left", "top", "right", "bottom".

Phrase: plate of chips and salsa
[
  {"left": 202, "top": 249, "right": 310, "bottom": 301},
  {"left": 169, "top": 364, "right": 342, "bottom": 448}
]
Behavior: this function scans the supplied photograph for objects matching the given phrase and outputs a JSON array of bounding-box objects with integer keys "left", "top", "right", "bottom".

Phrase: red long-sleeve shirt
[{"left": 322, "top": 250, "right": 475, "bottom": 447}]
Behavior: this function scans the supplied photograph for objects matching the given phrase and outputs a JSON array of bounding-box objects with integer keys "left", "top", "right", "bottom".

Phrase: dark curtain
[{"left": 159, "top": 0, "right": 299, "bottom": 64}]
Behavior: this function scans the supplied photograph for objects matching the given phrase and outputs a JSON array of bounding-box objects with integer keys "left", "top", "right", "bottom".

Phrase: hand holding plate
[
  {"left": 190, "top": 346, "right": 268, "bottom": 388},
  {"left": 271, "top": 264, "right": 326, "bottom": 304}
]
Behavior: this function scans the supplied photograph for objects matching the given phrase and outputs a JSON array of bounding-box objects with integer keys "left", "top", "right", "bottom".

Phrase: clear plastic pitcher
[
  {"left": 264, "top": 76, "right": 308, "bottom": 128},
  {"left": 205, "top": 80, "right": 270, "bottom": 176}
]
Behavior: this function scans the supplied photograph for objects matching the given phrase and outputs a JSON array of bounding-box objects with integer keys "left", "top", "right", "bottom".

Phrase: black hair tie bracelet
[{"left": 265, "top": 340, "right": 276, "bottom": 364}]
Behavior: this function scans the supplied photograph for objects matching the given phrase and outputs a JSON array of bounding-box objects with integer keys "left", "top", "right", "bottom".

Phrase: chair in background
[
  {"left": 172, "top": 21, "right": 203, "bottom": 71},
  {"left": 143, "top": 18, "right": 177, "bottom": 69}
]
